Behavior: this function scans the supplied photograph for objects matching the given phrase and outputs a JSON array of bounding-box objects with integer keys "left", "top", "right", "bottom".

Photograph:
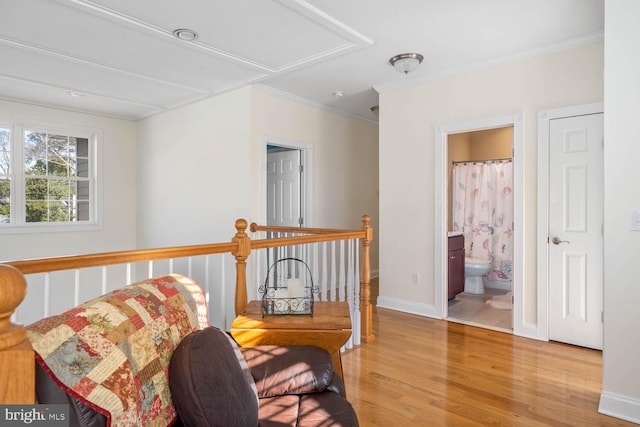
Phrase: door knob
[{"left": 552, "top": 236, "right": 570, "bottom": 245}]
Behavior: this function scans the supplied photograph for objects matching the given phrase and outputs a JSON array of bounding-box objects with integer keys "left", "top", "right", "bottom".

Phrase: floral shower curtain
[{"left": 452, "top": 160, "right": 513, "bottom": 286}]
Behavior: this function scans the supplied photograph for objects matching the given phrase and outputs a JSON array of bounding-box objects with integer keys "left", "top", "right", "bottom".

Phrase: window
[
  {"left": 0, "top": 122, "right": 99, "bottom": 232},
  {"left": 0, "top": 127, "right": 10, "bottom": 223}
]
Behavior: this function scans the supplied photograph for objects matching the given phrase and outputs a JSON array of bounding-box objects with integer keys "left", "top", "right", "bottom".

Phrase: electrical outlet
[{"left": 412, "top": 272, "right": 421, "bottom": 284}]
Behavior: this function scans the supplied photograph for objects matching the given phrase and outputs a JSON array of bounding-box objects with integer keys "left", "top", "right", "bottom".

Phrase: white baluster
[
  {"left": 339, "top": 240, "right": 346, "bottom": 302},
  {"left": 321, "top": 242, "right": 328, "bottom": 300},
  {"left": 330, "top": 241, "right": 337, "bottom": 301},
  {"left": 101, "top": 266, "right": 108, "bottom": 295},
  {"left": 345, "top": 239, "right": 354, "bottom": 350},
  {"left": 354, "top": 243, "right": 361, "bottom": 346},
  {"left": 74, "top": 269, "right": 80, "bottom": 307},
  {"left": 44, "top": 273, "right": 50, "bottom": 318}
]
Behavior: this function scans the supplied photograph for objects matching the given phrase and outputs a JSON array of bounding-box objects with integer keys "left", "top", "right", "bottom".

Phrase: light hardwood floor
[{"left": 341, "top": 279, "right": 633, "bottom": 426}]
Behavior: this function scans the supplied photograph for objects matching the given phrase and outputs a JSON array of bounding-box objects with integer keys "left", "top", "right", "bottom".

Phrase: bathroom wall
[{"left": 449, "top": 126, "right": 513, "bottom": 161}]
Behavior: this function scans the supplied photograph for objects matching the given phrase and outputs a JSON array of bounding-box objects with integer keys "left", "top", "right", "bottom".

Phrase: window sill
[{"left": 0, "top": 223, "right": 103, "bottom": 235}]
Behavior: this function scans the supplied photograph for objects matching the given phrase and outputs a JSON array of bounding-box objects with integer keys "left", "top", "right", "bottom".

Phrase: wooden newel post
[
  {"left": 232, "top": 219, "right": 252, "bottom": 316},
  {"left": 0, "top": 264, "right": 35, "bottom": 403},
  {"left": 360, "top": 214, "right": 375, "bottom": 343}
]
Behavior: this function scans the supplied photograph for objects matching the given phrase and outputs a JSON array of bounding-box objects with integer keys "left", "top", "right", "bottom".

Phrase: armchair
[{"left": 27, "top": 274, "right": 358, "bottom": 427}]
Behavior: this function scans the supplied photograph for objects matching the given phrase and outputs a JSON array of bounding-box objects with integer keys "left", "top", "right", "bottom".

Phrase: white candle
[
  {"left": 274, "top": 288, "right": 288, "bottom": 300},
  {"left": 287, "top": 278, "right": 304, "bottom": 298},
  {"left": 273, "top": 288, "right": 291, "bottom": 314}
]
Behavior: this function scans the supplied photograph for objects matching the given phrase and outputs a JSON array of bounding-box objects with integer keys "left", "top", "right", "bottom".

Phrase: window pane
[
  {"left": 69, "top": 137, "right": 77, "bottom": 158},
  {"left": 48, "top": 200, "right": 71, "bottom": 222},
  {"left": 25, "top": 177, "right": 49, "bottom": 223},
  {"left": 77, "top": 138, "right": 88, "bottom": 157},
  {"left": 75, "top": 138, "right": 89, "bottom": 178},
  {"left": 76, "top": 201, "right": 89, "bottom": 221},
  {"left": 24, "top": 131, "right": 47, "bottom": 176},
  {"left": 0, "top": 177, "right": 9, "bottom": 223},
  {"left": 0, "top": 128, "right": 10, "bottom": 175},
  {"left": 77, "top": 180, "right": 90, "bottom": 199},
  {"left": 25, "top": 177, "right": 47, "bottom": 201},
  {"left": 48, "top": 179, "right": 72, "bottom": 201},
  {"left": 25, "top": 200, "right": 48, "bottom": 222},
  {"left": 48, "top": 134, "right": 69, "bottom": 177},
  {"left": 69, "top": 152, "right": 77, "bottom": 177}
]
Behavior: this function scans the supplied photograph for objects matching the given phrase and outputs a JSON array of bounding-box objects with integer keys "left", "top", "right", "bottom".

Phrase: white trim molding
[
  {"left": 376, "top": 296, "right": 437, "bottom": 318},
  {"left": 435, "top": 113, "right": 528, "bottom": 338},
  {"left": 599, "top": 391, "right": 640, "bottom": 424}
]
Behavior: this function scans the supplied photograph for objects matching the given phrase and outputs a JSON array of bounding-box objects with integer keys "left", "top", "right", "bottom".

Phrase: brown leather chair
[{"left": 169, "top": 327, "right": 359, "bottom": 427}]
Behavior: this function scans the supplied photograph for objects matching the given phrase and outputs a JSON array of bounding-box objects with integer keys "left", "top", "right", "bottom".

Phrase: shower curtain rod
[{"left": 452, "top": 157, "right": 512, "bottom": 165}]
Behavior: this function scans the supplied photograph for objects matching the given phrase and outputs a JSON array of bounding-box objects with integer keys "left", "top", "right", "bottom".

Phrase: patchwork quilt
[{"left": 26, "top": 274, "right": 209, "bottom": 427}]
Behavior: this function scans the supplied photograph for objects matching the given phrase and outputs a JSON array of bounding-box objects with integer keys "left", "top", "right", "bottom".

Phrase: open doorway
[
  {"left": 266, "top": 145, "right": 302, "bottom": 227},
  {"left": 446, "top": 127, "right": 513, "bottom": 331},
  {"left": 261, "top": 136, "right": 313, "bottom": 227},
  {"left": 435, "top": 114, "right": 525, "bottom": 337}
]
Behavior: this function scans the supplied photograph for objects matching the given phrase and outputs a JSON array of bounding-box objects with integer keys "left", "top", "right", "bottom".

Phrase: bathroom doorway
[
  {"left": 446, "top": 127, "right": 514, "bottom": 331},
  {"left": 435, "top": 114, "right": 524, "bottom": 336}
]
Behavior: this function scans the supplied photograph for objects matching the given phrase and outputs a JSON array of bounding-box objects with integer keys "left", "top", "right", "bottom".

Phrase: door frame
[
  {"left": 537, "top": 102, "right": 604, "bottom": 342},
  {"left": 435, "top": 113, "right": 525, "bottom": 336},
  {"left": 260, "top": 135, "right": 313, "bottom": 226}
]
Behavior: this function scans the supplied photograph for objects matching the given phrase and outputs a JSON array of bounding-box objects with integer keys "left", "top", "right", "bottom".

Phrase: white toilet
[{"left": 464, "top": 257, "right": 492, "bottom": 294}]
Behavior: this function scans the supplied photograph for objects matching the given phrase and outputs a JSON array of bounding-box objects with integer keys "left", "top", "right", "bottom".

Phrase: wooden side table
[{"left": 230, "top": 300, "right": 352, "bottom": 381}]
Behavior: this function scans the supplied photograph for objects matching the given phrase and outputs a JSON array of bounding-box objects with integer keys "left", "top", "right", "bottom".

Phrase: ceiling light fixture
[
  {"left": 173, "top": 28, "right": 199, "bottom": 41},
  {"left": 389, "top": 53, "right": 424, "bottom": 74},
  {"left": 332, "top": 90, "right": 345, "bottom": 98}
]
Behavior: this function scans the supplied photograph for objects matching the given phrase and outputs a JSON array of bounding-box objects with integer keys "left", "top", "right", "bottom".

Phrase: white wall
[
  {"left": 599, "top": 0, "right": 640, "bottom": 422},
  {"left": 0, "top": 100, "right": 137, "bottom": 261},
  {"left": 136, "top": 88, "right": 253, "bottom": 247},
  {"left": 378, "top": 43, "right": 603, "bottom": 323}
]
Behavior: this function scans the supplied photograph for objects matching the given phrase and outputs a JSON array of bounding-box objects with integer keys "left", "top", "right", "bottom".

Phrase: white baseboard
[
  {"left": 376, "top": 296, "right": 439, "bottom": 318},
  {"left": 513, "top": 321, "right": 547, "bottom": 342},
  {"left": 599, "top": 391, "right": 640, "bottom": 424}
]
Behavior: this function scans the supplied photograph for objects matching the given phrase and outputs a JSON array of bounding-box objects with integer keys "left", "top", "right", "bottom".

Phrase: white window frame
[{"left": 0, "top": 120, "right": 102, "bottom": 234}]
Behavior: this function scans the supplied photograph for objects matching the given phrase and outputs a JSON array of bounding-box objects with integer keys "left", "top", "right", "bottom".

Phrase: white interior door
[
  {"left": 548, "top": 113, "right": 603, "bottom": 349},
  {"left": 266, "top": 149, "right": 301, "bottom": 227}
]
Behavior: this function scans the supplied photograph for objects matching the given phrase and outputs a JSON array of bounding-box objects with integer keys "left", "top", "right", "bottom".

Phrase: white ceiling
[{"left": 0, "top": 0, "right": 604, "bottom": 122}]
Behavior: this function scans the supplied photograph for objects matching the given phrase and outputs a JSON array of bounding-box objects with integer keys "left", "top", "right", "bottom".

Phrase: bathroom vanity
[{"left": 448, "top": 233, "right": 465, "bottom": 299}]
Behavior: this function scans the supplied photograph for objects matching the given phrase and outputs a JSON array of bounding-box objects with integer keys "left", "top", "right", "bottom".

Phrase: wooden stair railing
[
  {"left": 0, "top": 264, "right": 34, "bottom": 404},
  {"left": 0, "top": 215, "right": 373, "bottom": 404},
  {"left": 360, "top": 215, "right": 374, "bottom": 343}
]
